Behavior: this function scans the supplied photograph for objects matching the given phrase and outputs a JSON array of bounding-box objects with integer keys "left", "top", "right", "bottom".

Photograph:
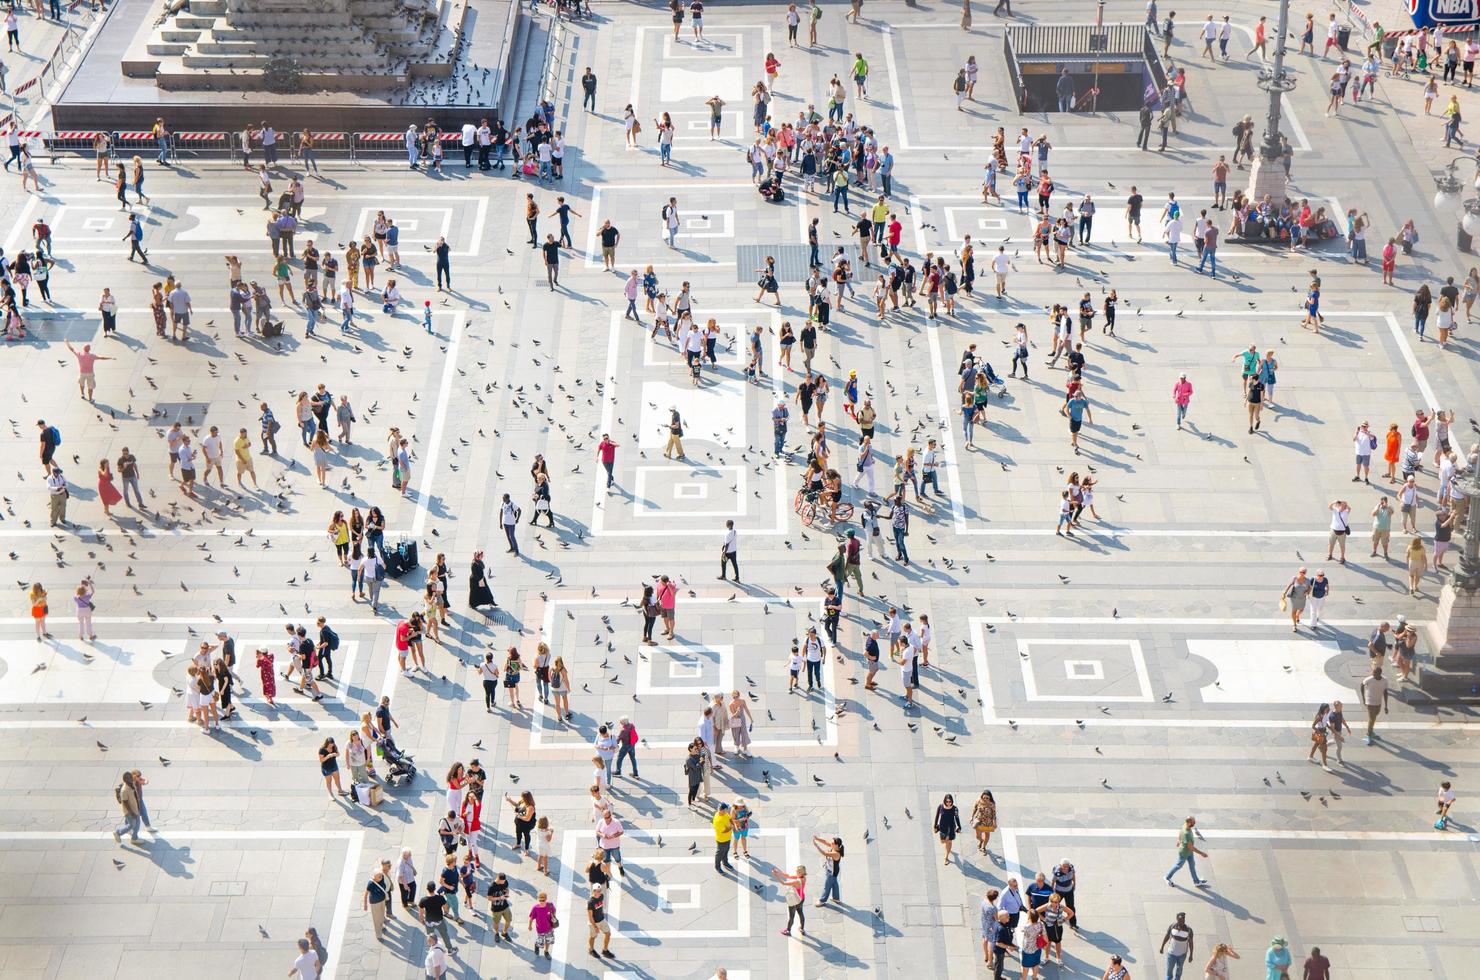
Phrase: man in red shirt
[
  {"left": 886, "top": 214, "right": 903, "bottom": 259},
  {"left": 1302, "top": 946, "right": 1331, "bottom": 980},
  {"left": 597, "top": 434, "right": 617, "bottom": 488}
]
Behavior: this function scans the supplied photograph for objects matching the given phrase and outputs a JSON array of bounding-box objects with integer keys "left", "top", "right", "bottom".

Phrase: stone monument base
[
  {"left": 1246, "top": 151, "right": 1288, "bottom": 203},
  {"left": 1419, "top": 582, "right": 1480, "bottom": 700}
]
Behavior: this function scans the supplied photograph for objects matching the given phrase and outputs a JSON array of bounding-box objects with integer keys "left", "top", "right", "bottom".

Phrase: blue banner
[{"left": 1408, "top": 0, "right": 1480, "bottom": 30}]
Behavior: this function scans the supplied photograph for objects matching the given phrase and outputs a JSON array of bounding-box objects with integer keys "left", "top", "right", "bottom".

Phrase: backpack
[
  {"left": 625, "top": 724, "right": 639, "bottom": 746},
  {"left": 661, "top": 204, "right": 672, "bottom": 222},
  {"left": 114, "top": 782, "right": 125, "bottom": 803},
  {"left": 323, "top": 626, "right": 340, "bottom": 651},
  {"left": 48, "top": 425, "right": 60, "bottom": 446}
]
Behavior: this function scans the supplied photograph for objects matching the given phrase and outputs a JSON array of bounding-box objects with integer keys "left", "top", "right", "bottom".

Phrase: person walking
[
  {"left": 934, "top": 794, "right": 963, "bottom": 864},
  {"left": 1359, "top": 664, "right": 1389, "bottom": 744},
  {"left": 111, "top": 771, "right": 144, "bottom": 845},
  {"left": 719, "top": 519, "right": 739, "bottom": 581},
  {"left": 1172, "top": 373, "right": 1193, "bottom": 429},
  {"left": 1164, "top": 816, "right": 1210, "bottom": 888},
  {"left": 1159, "top": 912, "right": 1195, "bottom": 980}
]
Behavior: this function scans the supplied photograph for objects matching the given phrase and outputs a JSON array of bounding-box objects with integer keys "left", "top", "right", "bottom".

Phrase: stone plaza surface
[{"left": 1, "top": 1, "right": 1479, "bottom": 978}]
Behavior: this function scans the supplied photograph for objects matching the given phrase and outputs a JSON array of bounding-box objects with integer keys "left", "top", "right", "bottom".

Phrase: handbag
[
  {"left": 1036, "top": 932, "right": 1049, "bottom": 950},
  {"left": 1279, "top": 596, "right": 1288, "bottom": 612}
]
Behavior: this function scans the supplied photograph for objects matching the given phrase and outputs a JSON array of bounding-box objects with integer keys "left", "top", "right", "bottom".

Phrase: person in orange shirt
[{"left": 1383, "top": 422, "right": 1402, "bottom": 482}]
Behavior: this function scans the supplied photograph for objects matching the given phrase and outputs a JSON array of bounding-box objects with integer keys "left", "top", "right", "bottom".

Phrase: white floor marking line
[
  {"left": 925, "top": 311, "right": 1436, "bottom": 538},
  {"left": 968, "top": 616, "right": 1480, "bottom": 730},
  {"left": 590, "top": 311, "right": 788, "bottom": 537},
  {"left": 554, "top": 828, "right": 801, "bottom": 980},
  {"left": 0, "top": 830, "right": 363, "bottom": 978},
  {"left": 411, "top": 309, "right": 466, "bottom": 539},
  {"left": 881, "top": 22, "right": 1311, "bottom": 153},
  {"left": 532, "top": 597, "right": 836, "bottom": 749},
  {"left": 1006, "top": 827, "right": 1479, "bottom": 844}
]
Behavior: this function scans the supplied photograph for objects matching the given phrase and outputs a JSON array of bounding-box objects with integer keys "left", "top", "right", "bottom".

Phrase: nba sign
[{"left": 1408, "top": 0, "right": 1480, "bottom": 28}]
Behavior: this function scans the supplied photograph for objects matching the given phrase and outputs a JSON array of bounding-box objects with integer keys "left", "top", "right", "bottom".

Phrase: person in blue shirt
[
  {"left": 878, "top": 147, "right": 894, "bottom": 197},
  {"left": 1061, "top": 392, "right": 1092, "bottom": 453}
]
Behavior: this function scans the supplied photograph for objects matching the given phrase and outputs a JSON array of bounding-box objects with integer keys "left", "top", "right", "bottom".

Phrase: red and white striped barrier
[
  {"left": 54, "top": 130, "right": 103, "bottom": 139},
  {"left": 114, "top": 131, "right": 158, "bottom": 140},
  {"left": 176, "top": 131, "right": 227, "bottom": 141},
  {"left": 307, "top": 132, "right": 346, "bottom": 141},
  {"left": 1, "top": 131, "right": 47, "bottom": 139},
  {"left": 355, "top": 132, "right": 405, "bottom": 142},
  {"left": 13, "top": 77, "right": 39, "bottom": 96}
]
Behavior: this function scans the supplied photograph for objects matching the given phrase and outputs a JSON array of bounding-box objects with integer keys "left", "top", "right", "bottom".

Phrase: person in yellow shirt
[
  {"left": 233, "top": 427, "right": 258, "bottom": 489},
  {"left": 713, "top": 802, "right": 735, "bottom": 873}
]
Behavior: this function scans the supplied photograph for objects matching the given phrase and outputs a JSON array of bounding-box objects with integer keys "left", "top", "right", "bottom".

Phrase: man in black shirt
[
  {"left": 799, "top": 322, "right": 818, "bottom": 375},
  {"left": 598, "top": 221, "right": 621, "bottom": 270},
  {"left": 315, "top": 616, "right": 337, "bottom": 681},
  {"left": 587, "top": 882, "right": 613, "bottom": 957},
  {"left": 1125, "top": 188, "right": 1144, "bottom": 242},
  {"left": 434, "top": 237, "right": 452, "bottom": 291},
  {"left": 1066, "top": 343, "right": 1085, "bottom": 378},
  {"left": 856, "top": 214, "right": 873, "bottom": 265},
  {"left": 1138, "top": 103, "right": 1153, "bottom": 150},
  {"left": 486, "top": 872, "right": 512, "bottom": 940},
  {"left": 418, "top": 882, "right": 455, "bottom": 954},
  {"left": 581, "top": 68, "right": 597, "bottom": 111},
  {"left": 541, "top": 234, "right": 561, "bottom": 290}
]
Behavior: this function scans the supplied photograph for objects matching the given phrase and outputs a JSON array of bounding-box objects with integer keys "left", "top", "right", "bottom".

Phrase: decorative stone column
[{"left": 1420, "top": 475, "right": 1480, "bottom": 699}]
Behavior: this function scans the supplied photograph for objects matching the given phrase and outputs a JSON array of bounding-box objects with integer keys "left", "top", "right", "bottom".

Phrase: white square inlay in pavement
[{"left": 1188, "top": 639, "right": 1355, "bottom": 704}]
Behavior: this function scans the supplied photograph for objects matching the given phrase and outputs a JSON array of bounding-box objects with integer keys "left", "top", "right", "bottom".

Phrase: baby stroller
[
  {"left": 380, "top": 735, "right": 416, "bottom": 786},
  {"left": 758, "top": 176, "right": 786, "bottom": 203}
]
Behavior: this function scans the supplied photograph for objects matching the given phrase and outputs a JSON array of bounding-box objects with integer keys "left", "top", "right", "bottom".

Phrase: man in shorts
[
  {"left": 176, "top": 435, "right": 197, "bottom": 498},
  {"left": 234, "top": 427, "right": 258, "bottom": 488},
  {"left": 166, "top": 281, "right": 192, "bottom": 340},
  {"left": 1062, "top": 391, "right": 1092, "bottom": 452},
  {"left": 485, "top": 871, "right": 513, "bottom": 941},
  {"left": 587, "top": 882, "right": 613, "bottom": 957},
  {"left": 1233, "top": 344, "right": 1258, "bottom": 395},
  {"left": 64, "top": 341, "right": 111, "bottom": 401},
  {"left": 200, "top": 425, "right": 225, "bottom": 486}
]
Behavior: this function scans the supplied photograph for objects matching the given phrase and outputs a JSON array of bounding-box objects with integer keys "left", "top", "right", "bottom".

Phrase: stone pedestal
[
  {"left": 1246, "top": 151, "right": 1288, "bottom": 203},
  {"left": 1419, "top": 582, "right": 1480, "bottom": 700}
]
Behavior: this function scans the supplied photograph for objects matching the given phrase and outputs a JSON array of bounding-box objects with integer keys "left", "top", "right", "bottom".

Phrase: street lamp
[
  {"left": 1248, "top": 0, "right": 1296, "bottom": 199},
  {"left": 1433, "top": 154, "right": 1480, "bottom": 250}
]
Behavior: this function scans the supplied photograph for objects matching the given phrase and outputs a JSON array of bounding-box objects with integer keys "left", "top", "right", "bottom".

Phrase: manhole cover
[
  {"left": 208, "top": 880, "right": 248, "bottom": 896},
  {"left": 150, "top": 402, "right": 209, "bottom": 426},
  {"left": 1402, "top": 915, "right": 1443, "bottom": 933}
]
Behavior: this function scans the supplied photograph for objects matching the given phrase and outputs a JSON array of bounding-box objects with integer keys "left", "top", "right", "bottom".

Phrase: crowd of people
[{"left": 9, "top": 0, "right": 1463, "bottom": 976}]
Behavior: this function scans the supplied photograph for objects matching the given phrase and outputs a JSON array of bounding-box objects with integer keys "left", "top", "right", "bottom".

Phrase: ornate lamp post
[
  {"left": 1432, "top": 155, "right": 1480, "bottom": 250},
  {"left": 1247, "top": 0, "right": 1296, "bottom": 200}
]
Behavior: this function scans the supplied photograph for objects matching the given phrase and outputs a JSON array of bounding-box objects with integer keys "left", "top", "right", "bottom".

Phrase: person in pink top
[
  {"left": 1172, "top": 373, "right": 1194, "bottom": 430},
  {"left": 65, "top": 341, "right": 113, "bottom": 401},
  {"left": 528, "top": 891, "right": 557, "bottom": 958},
  {"left": 623, "top": 270, "right": 640, "bottom": 322},
  {"left": 656, "top": 575, "right": 678, "bottom": 639},
  {"left": 595, "top": 810, "right": 626, "bottom": 876},
  {"left": 597, "top": 434, "right": 618, "bottom": 489}
]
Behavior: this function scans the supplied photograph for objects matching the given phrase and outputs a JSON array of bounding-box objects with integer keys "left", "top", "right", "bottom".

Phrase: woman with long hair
[
  {"left": 971, "top": 789, "right": 997, "bottom": 855},
  {"left": 318, "top": 737, "right": 345, "bottom": 798},
  {"left": 28, "top": 583, "right": 48, "bottom": 641}
]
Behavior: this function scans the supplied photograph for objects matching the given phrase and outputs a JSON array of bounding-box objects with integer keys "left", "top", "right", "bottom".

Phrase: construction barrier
[
  {"left": 0, "top": 130, "right": 52, "bottom": 162},
  {"left": 353, "top": 131, "right": 410, "bottom": 158},
  {"left": 49, "top": 130, "right": 107, "bottom": 159},
  {"left": 111, "top": 130, "right": 172, "bottom": 162},
  {"left": 291, "top": 131, "right": 352, "bottom": 160},
  {"left": 173, "top": 130, "right": 232, "bottom": 160}
]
